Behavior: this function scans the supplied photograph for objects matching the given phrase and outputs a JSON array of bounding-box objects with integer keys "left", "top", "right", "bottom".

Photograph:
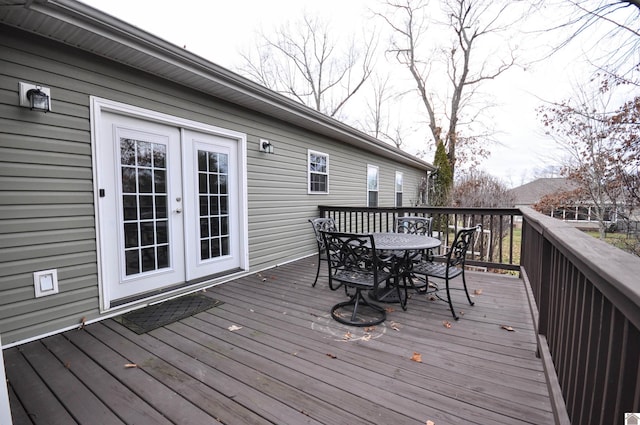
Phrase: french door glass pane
[
  {"left": 120, "top": 138, "right": 170, "bottom": 276},
  {"left": 198, "top": 150, "right": 231, "bottom": 260}
]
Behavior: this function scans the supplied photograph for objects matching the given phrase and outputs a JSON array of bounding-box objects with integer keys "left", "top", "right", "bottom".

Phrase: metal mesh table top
[{"left": 371, "top": 232, "right": 441, "bottom": 251}]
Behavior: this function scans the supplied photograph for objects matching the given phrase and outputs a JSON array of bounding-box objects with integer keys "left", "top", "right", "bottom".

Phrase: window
[
  {"left": 367, "top": 165, "right": 379, "bottom": 207},
  {"left": 395, "top": 171, "right": 403, "bottom": 207},
  {"left": 308, "top": 150, "right": 329, "bottom": 194}
]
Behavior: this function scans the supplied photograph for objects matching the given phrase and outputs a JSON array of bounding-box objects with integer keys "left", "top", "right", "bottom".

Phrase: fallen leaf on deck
[
  {"left": 124, "top": 363, "right": 138, "bottom": 368},
  {"left": 474, "top": 289, "right": 483, "bottom": 295},
  {"left": 390, "top": 321, "right": 400, "bottom": 331},
  {"left": 343, "top": 331, "right": 352, "bottom": 340},
  {"left": 443, "top": 321, "right": 452, "bottom": 329},
  {"left": 228, "top": 324, "right": 243, "bottom": 331},
  {"left": 385, "top": 306, "right": 395, "bottom": 313},
  {"left": 65, "top": 362, "right": 71, "bottom": 369},
  {"left": 79, "top": 316, "right": 86, "bottom": 330},
  {"left": 411, "top": 352, "right": 422, "bottom": 363},
  {"left": 428, "top": 295, "right": 437, "bottom": 301},
  {"left": 326, "top": 353, "right": 337, "bottom": 359},
  {"left": 364, "top": 326, "right": 376, "bottom": 332},
  {"left": 501, "top": 325, "right": 515, "bottom": 332},
  {"left": 426, "top": 420, "right": 436, "bottom": 425},
  {"left": 362, "top": 334, "right": 372, "bottom": 341}
]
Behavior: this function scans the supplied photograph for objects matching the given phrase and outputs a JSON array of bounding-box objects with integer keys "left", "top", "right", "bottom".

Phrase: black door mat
[{"left": 114, "top": 293, "right": 223, "bottom": 334}]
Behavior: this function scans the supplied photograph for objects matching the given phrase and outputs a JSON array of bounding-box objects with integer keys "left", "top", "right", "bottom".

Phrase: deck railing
[
  {"left": 318, "top": 205, "right": 640, "bottom": 425},
  {"left": 520, "top": 207, "right": 640, "bottom": 425},
  {"left": 318, "top": 206, "right": 522, "bottom": 271}
]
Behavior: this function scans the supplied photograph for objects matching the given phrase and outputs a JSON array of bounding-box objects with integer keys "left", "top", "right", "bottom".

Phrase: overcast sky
[{"left": 78, "top": 0, "right": 616, "bottom": 187}]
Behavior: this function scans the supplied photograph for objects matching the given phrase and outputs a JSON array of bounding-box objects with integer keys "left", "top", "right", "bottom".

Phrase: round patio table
[
  {"left": 370, "top": 233, "right": 441, "bottom": 304},
  {"left": 372, "top": 232, "right": 441, "bottom": 251}
]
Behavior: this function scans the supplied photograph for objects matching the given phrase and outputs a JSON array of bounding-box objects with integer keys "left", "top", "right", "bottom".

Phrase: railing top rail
[
  {"left": 521, "top": 206, "right": 640, "bottom": 327},
  {"left": 318, "top": 206, "right": 522, "bottom": 215}
]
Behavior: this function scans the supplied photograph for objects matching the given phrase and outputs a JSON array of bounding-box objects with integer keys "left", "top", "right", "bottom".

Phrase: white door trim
[{"left": 90, "top": 97, "right": 249, "bottom": 312}]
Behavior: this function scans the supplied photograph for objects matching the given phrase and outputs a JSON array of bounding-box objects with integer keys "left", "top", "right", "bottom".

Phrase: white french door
[
  {"left": 95, "top": 104, "right": 246, "bottom": 309},
  {"left": 182, "top": 129, "right": 242, "bottom": 280}
]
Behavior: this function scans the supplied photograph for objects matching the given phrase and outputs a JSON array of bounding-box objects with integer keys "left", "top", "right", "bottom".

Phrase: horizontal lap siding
[
  {"left": 0, "top": 25, "right": 426, "bottom": 345},
  {"left": 247, "top": 131, "right": 425, "bottom": 267},
  {"left": 0, "top": 27, "right": 98, "bottom": 344}
]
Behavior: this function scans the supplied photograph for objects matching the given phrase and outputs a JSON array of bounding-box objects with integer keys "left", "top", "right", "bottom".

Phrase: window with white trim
[
  {"left": 367, "top": 164, "right": 379, "bottom": 207},
  {"left": 395, "top": 171, "right": 403, "bottom": 207},
  {"left": 308, "top": 150, "right": 329, "bottom": 194}
]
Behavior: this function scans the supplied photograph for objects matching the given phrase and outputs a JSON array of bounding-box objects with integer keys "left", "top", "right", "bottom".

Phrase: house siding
[{"left": 0, "top": 25, "right": 427, "bottom": 345}]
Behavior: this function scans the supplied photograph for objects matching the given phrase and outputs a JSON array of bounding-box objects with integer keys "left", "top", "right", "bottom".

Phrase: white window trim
[
  {"left": 395, "top": 171, "right": 403, "bottom": 207},
  {"left": 308, "top": 149, "right": 329, "bottom": 194},
  {"left": 367, "top": 164, "right": 379, "bottom": 207}
]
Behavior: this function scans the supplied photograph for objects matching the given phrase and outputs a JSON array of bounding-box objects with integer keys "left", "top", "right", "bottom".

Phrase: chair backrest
[
  {"left": 309, "top": 217, "right": 337, "bottom": 250},
  {"left": 321, "top": 231, "right": 379, "bottom": 278},
  {"left": 395, "top": 216, "right": 433, "bottom": 236},
  {"left": 446, "top": 226, "right": 480, "bottom": 268}
]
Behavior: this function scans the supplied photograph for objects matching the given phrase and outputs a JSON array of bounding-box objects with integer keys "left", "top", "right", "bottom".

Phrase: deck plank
[
  {"left": 17, "top": 341, "right": 124, "bottom": 425},
  {"left": 207, "top": 293, "right": 552, "bottom": 410},
  {"left": 5, "top": 345, "right": 78, "bottom": 425},
  {"left": 97, "top": 320, "right": 322, "bottom": 425},
  {"left": 6, "top": 256, "right": 556, "bottom": 425},
  {"left": 192, "top": 306, "right": 546, "bottom": 425},
  {"left": 63, "top": 323, "right": 219, "bottom": 425},
  {"left": 40, "top": 334, "right": 173, "bottom": 425},
  {"left": 210, "top": 274, "right": 552, "bottom": 424}
]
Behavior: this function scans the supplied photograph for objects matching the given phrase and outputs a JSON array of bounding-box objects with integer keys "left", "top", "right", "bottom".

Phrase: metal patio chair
[
  {"left": 410, "top": 226, "right": 479, "bottom": 320},
  {"left": 394, "top": 216, "right": 434, "bottom": 292},
  {"left": 394, "top": 215, "right": 434, "bottom": 262},
  {"left": 321, "top": 231, "right": 393, "bottom": 327},
  {"left": 308, "top": 217, "right": 337, "bottom": 288},
  {"left": 395, "top": 216, "right": 433, "bottom": 236}
]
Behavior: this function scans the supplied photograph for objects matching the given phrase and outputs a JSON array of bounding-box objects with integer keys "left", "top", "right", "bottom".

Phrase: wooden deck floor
[{"left": 5, "top": 256, "right": 555, "bottom": 425}]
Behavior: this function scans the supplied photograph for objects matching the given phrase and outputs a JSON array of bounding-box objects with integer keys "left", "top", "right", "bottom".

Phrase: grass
[{"left": 582, "top": 230, "right": 640, "bottom": 255}]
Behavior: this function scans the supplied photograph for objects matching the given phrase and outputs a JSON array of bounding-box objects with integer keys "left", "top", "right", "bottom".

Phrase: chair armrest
[{"left": 423, "top": 250, "right": 447, "bottom": 262}]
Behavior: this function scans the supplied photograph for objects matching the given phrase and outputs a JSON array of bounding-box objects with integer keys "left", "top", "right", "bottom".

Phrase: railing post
[{"left": 538, "top": 237, "right": 552, "bottom": 337}]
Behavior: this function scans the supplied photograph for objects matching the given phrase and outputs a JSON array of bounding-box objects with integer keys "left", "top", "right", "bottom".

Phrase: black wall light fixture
[
  {"left": 26, "top": 87, "right": 50, "bottom": 112},
  {"left": 19, "top": 82, "right": 52, "bottom": 112},
  {"left": 259, "top": 138, "right": 274, "bottom": 154}
]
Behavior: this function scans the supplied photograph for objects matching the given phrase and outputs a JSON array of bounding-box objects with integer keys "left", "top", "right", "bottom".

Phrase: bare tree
[
  {"left": 361, "top": 73, "right": 394, "bottom": 140},
  {"left": 451, "top": 170, "right": 515, "bottom": 263},
  {"left": 357, "top": 73, "right": 416, "bottom": 149},
  {"left": 376, "top": 0, "right": 523, "bottom": 178},
  {"left": 237, "top": 14, "right": 377, "bottom": 118},
  {"left": 538, "top": 84, "right": 629, "bottom": 239},
  {"left": 533, "top": 0, "right": 640, "bottom": 79}
]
